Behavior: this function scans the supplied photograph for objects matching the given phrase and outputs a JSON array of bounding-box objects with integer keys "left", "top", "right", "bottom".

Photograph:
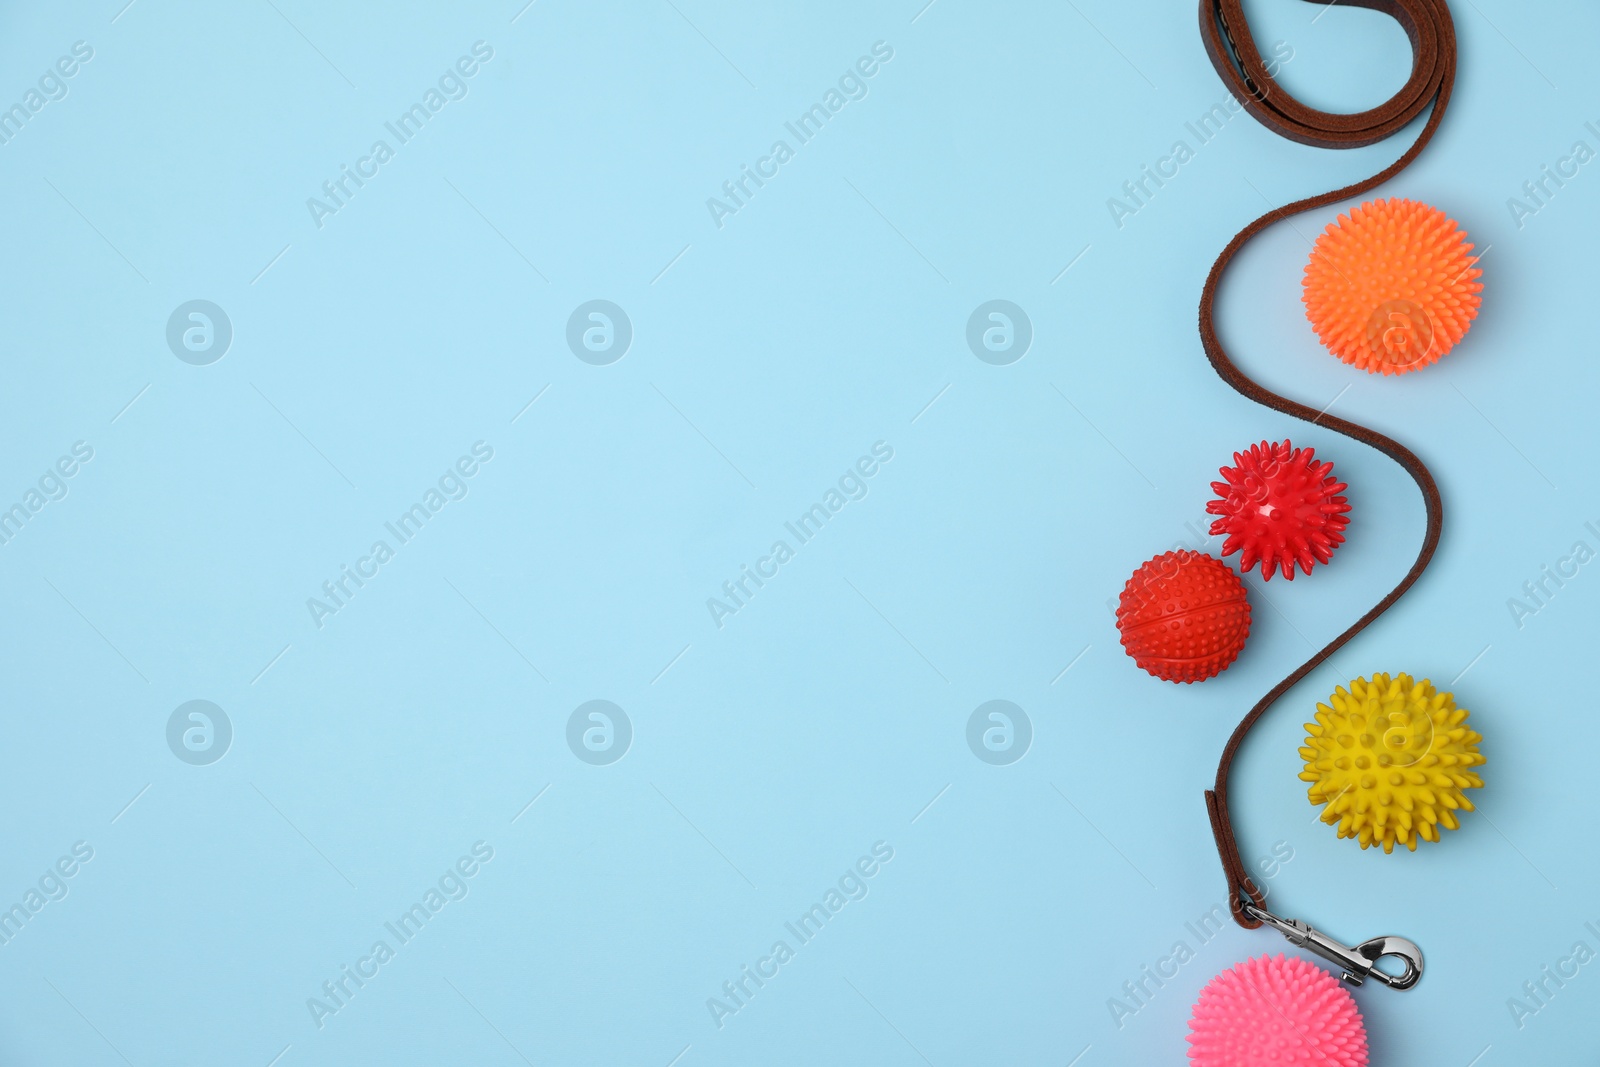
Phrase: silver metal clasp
[{"left": 1243, "top": 902, "right": 1424, "bottom": 990}]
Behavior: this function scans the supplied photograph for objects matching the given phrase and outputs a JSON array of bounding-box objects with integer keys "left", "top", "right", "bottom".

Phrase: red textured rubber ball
[{"left": 1116, "top": 550, "right": 1251, "bottom": 683}]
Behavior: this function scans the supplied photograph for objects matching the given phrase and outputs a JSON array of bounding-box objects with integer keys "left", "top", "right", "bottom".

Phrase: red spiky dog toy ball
[{"left": 1207, "top": 439, "right": 1351, "bottom": 580}]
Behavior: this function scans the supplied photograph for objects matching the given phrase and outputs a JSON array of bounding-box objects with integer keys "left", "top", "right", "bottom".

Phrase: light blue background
[{"left": 0, "top": 0, "right": 1594, "bottom": 1063}]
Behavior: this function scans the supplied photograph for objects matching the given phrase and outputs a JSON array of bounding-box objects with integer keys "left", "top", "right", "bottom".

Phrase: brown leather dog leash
[{"left": 1196, "top": 0, "right": 1457, "bottom": 989}]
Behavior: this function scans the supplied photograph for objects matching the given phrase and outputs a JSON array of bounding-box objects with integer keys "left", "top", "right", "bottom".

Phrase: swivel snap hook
[{"left": 1242, "top": 901, "right": 1424, "bottom": 990}]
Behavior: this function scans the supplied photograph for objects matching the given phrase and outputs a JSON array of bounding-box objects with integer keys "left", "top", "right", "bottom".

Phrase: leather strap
[{"left": 1197, "top": 0, "right": 1457, "bottom": 928}]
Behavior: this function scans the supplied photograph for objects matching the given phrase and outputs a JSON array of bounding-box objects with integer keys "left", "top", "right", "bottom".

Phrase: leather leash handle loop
[
  {"left": 1202, "top": 0, "right": 1452, "bottom": 148},
  {"left": 1196, "top": 0, "right": 1457, "bottom": 929}
]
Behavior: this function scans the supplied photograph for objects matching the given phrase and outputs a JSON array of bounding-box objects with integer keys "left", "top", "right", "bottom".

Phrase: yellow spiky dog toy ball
[{"left": 1300, "top": 673, "right": 1485, "bottom": 853}]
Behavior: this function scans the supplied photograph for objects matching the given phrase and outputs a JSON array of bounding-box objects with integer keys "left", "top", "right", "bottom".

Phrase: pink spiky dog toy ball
[{"left": 1188, "top": 954, "right": 1368, "bottom": 1067}]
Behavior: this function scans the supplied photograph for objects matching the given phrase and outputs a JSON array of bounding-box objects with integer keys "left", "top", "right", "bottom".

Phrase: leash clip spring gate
[{"left": 1242, "top": 901, "right": 1424, "bottom": 990}]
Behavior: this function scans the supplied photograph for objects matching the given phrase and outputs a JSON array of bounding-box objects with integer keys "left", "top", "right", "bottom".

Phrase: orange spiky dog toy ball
[{"left": 1302, "top": 198, "right": 1483, "bottom": 375}]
